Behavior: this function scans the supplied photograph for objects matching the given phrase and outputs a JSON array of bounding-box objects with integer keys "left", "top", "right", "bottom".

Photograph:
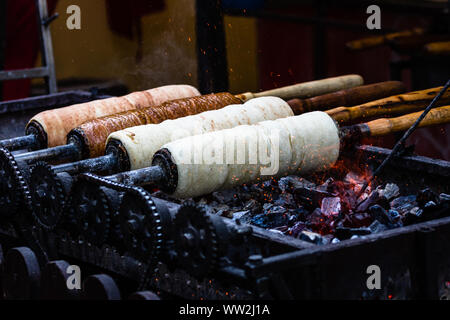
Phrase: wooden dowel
[
  {"left": 366, "top": 105, "right": 450, "bottom": 137},
  {"left": 236, "top": 75, "right": 363, "bottom": 102},
  {"left": 287, "top": 81, "right": 405, "bottom": 114},
  {"left": 425, "top": 41, "right": 450, "bottom": 55},
  {"left": 327, "top": 86, "right": 450, "bottom": 124}
]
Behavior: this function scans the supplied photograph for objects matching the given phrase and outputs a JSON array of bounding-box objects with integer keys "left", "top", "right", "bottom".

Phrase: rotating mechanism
[
  {"left": 173, "top": 201, "right": 225, "bottom": 278},
  {"left": 40, "top": 260, "right": 78, "bottom": 300},
  {"left": 82, "top": 274, "right": 121, "bottom": 300},
  {"left": 69, "top": 181, "right": 113, "bottom": 245},
  {"left": 108, "top": 194, "right": 127, "bottom": 251},
  {"left": 118, "top": 188, "right": 168, "bottom": 260},
  {"left": 0, "top": 148, "right": 33, "bottom": 220},
  {"left": 2, "top": 247, "right": 41, "bottom": 300},
  {"left": 173, "top": 201, "right": 252, "bottom": 278},
  {"left": 29, "top": 162, "right": 68, "bottom": 230}
]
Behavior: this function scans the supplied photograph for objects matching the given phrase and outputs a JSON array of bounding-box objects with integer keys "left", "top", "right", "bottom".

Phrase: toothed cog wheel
[
  {"left": 119, "top": 188, "right": 164, "bottom": 261},
  {"left": 173, "top": 201, "right": 221, "bottom": 278},
  {"left": 70, "top": 180, "right": 112, "bottom": 245},
  {"left": 29, "top": 162, "right": 66, "bottom": 230},
  {"left": 0, "top": 147, "right": 33, "bottom": 220}
]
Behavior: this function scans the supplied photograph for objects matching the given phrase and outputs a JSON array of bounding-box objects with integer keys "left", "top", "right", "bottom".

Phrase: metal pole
[{"left": 35, "top": 0, "right": 57, "bottom": 94}]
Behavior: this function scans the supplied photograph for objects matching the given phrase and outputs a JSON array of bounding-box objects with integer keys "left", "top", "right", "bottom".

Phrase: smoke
[{"left": 112, "top": 0, "right": 198, "bottom": 91}]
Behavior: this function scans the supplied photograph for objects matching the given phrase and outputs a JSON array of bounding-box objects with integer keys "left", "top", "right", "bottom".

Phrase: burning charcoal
[
  {"left": 278, "top": 177, "right": 290, "bottom": 193},
  {"left": 307, "top": 212, "right": 336, "bottom": 235},
  {"left": 344, "top": 171, "right": 366, "bottom": 186},
  {"left": 322, "top": 234, "right": 334, "bottom": 244},
  {"left": 274, "top": 192, "right": 296, "bottom": 208},
  {"left": 212, "top": 204, "right": 232, "bottom": 216},
  {"left": 390, "top": 195, "right": 417, "bottom": 215},
  {"left": 317, "top": 178, "right": 335, "bottom": 193},
  {"left": 335, "top": 226, "right": 372, "bottom": 240},
  {"left": 278, "top": 176, "right": 315, "bottom": 193},
  {"left": 369, "top": 205, "right": 397, "bottom": 227},
  {"left": 419, "top": 201, "right": 440, "bottom": 221},
  {"left": 263, "top": 203, "right": 286, "bottom": 215},
  {"left": 287, "top": 214, "right": 299, "bottom": 226},
  {"left": 243, "top": 199, "right": 261, "bottom": 214},
  {"left": 232, "top": 210, "right": 252, "bottom": 224},
  {"left": 263, "top": 179, "right": 278, "bottom": 190},
  {"left": 388, "top": 210, "right": 401, "bottom": 224},
  {"left": 212, "top": 190, "right": 239, "bottom": 205},
  {"left": 250, "top": 204, "right": 289, "bottom": 229},
  {"left": 287, "top": 221, "right": 306, "bottom": 238},
  {"left": 369, "top": 220, "right": 389, "bottom": 234},
  {"left": 403, "top": 206, "right": 423, "bottom": 225},
  {"left": 287, "top": 207, "right": 309, "bottom": 222},
  {"left": 321, "top": 197, "right": 342, "bottom": 217},
  {"left": 417, "top": 188, "right": 439, "bottom": 207},
  {"left": 356, "top": 189, "right": 382, "bottom": 212},
  {"left": 424, "top": 201, "right": 437, "bottom": 211},
  {"left": 379, "top": 183, "right": 400, "bottom": 201},
  {"left": 294, "top": 187, "right": 334, "bottom": 209},
  {"left": 308, "top": 208, "right": 325, "bottom": 225},
  {"left": 251, "top": 214, "right": 271, "bottom": 229},
  {"left": 347, "top": 212, "right": 373, "bottom": 228},
  {"left": 331, "top": 238, "right": 340, "bottom": 244},
  {"left": 328, "top": 182, "right": 356, "bottom": 213},
  {"left": 440, "top": 193, "right": 450, "bottom": 203},
  {"left": 299, "top": 231, "right": 327, "bottom": 245}
]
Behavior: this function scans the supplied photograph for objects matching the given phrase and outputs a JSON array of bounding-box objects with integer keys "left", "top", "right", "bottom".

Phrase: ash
[{"left": 155, "top": 172, "right": 450, "bottom": 246}]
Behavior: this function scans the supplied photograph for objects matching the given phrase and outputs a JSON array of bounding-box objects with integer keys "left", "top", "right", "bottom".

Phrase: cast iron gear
[
  {"left": 69, "top": 179, "right": 113, "bottom": 245},
  {"left": 29, "top": 162, "right": 66, "bottom": 230},
  {"left": 80, "top": 173, "right": 166, "bottom": 265},
  {"left": 118, "top": 188, "right": 165, "bottom": 260},
  {"left": 0, "top": 147, "right": 33, "bottom": 220},
  {"left": 173, "top": 201, "right": 221, "bottom": 278}
]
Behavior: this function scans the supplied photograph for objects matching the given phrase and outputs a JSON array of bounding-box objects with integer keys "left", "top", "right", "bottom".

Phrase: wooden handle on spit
[
  {"left": 236, "top": 74, "right": 364, "bottom": 102},
  {"left": 287, "top": 81, "right": 405, "bottom": 115},
  {"left": 327, "top": 86, "right": 450, "bottom": 124},
  {"left": 425, "top": 41, "right": 450, "bottom": 55},
  {"left": 346, "top": 27, "right": 425, "bottom": 50},
  {"left": 365, "top": 105, "right": 450, "bottom": 137}
]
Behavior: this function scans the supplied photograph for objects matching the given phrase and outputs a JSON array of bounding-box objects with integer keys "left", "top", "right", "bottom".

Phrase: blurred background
[{"left": 0, "top": 0, "right": 449, "bottom": 158}]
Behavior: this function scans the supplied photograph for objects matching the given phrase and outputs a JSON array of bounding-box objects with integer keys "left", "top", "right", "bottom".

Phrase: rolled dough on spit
[
  {"left": 107, "top": 96, "right": 294, "bottom": 170},
  {"left": 161, "top": 111, "right": 340, "bottom": 199}
]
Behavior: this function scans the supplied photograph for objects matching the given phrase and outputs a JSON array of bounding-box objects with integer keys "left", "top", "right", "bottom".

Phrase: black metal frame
[{"left": 0, "top": 90, "right": 111, "bottom": 141}]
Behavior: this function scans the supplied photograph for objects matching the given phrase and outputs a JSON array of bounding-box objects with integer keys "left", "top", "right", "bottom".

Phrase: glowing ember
[{"left": 160, "top": 168, "right": 449, "bottom": 245}]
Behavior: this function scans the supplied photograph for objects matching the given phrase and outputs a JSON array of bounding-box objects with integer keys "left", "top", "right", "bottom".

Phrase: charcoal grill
[{"left": 0, "top": 91, "right": 449, "bottom": 300}]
